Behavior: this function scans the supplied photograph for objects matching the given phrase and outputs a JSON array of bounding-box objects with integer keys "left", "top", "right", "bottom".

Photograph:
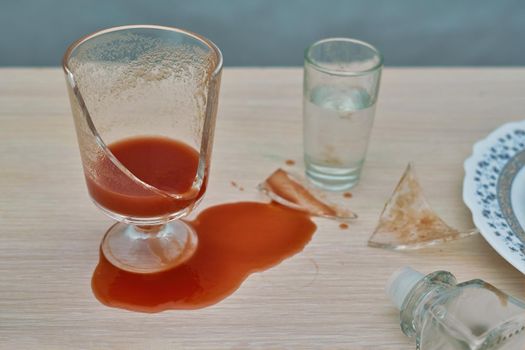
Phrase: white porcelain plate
[{"left": 464, "top": 120, "right": 525, "bottom": 274}]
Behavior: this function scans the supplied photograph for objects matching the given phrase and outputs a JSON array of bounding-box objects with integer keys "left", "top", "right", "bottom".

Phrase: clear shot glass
[{"left": 303, "top": 38, "right": 383, "bottom": 191}]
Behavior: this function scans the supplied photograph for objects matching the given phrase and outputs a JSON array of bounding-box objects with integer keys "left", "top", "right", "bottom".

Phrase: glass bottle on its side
[{"left": 387, "top": 267, "right": 525, "bottom": 349}]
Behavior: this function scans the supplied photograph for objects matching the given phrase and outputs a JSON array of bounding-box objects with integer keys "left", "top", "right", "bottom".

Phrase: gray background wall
[{"left": 1, "top": 0, "right": 524, "bottom": 66}]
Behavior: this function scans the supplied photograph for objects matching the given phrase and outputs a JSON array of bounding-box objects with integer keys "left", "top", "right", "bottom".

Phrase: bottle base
[{"left": 305, "top": 161, "right": 363, "bottom": 191}]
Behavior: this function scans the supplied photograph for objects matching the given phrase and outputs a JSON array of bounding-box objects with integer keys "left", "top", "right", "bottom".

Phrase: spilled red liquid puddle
[{"left": 92, "top": 201, "right": 316, "bottom": 312}]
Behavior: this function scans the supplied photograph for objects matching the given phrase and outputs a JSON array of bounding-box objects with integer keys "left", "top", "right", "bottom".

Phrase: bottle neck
[{"left": 399, "top": 271, "right": 457, "bottom": 337}]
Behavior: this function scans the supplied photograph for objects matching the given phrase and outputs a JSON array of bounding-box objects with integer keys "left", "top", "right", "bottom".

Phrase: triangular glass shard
[
  {"left": 258, "top": 169, "right": 357, "bottom": 220},
  {"left": 368, "top": 164, "right": 478, "bottom": 250}
]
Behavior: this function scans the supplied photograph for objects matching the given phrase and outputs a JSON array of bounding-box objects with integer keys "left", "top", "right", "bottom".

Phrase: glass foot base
[
  {"left": 101, "top": 220, "right": 198, "bottom": 274},
  {"left": 305, "top": 162, "right": 363, "bottom": 191}
]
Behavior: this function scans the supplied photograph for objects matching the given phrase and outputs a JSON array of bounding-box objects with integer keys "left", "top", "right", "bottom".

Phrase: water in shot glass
[{"left": 303, "top": 38, "right": 383, "bottom": 191}]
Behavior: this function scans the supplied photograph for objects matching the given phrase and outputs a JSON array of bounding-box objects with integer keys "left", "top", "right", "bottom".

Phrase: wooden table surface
[{"left": 1, "top": 67, "right": 525, "bottom": 349}]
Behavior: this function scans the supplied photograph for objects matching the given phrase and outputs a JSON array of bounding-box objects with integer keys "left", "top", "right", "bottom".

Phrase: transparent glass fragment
[
  {"left": 258, "top": 168, "right": 358, "bottom": 220},
  {"left": 369, "top": 164, "right": 478, "bottom": 250}
]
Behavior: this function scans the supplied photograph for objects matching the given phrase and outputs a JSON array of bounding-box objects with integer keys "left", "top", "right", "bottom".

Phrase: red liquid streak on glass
[
  {"left": 85, "top": 136, "right": 204, "bottom": 218},
  {"left": 92, "top": 202, "right": 316, "bottom": 312}
]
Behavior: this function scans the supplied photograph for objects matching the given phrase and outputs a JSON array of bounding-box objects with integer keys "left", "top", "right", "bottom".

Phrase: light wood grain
[{"left": 1, "top": 67, "right": 525, "bottom": 349}]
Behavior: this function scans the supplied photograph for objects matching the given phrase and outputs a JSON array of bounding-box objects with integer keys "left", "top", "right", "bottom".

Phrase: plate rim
[{"left": 463, "top": 119, "right": 525, "bottom": 274}]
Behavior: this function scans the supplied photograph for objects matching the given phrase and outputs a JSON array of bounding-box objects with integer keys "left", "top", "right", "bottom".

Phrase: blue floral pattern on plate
[{"left": 464, "top": 121, "right": 525, "bottom": 274}]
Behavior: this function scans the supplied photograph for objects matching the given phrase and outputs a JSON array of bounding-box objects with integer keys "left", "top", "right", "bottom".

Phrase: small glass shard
[
  {"left": 368, "top": 164, "right": 478, "bottom": 250},
  {"left": 258, "top": 168, "right": 358, "bottom": 220}
]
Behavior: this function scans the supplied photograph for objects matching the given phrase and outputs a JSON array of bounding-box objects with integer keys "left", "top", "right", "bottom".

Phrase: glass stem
[{"left": 135, "top": 224, "right": 166, "bottom": 234}]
